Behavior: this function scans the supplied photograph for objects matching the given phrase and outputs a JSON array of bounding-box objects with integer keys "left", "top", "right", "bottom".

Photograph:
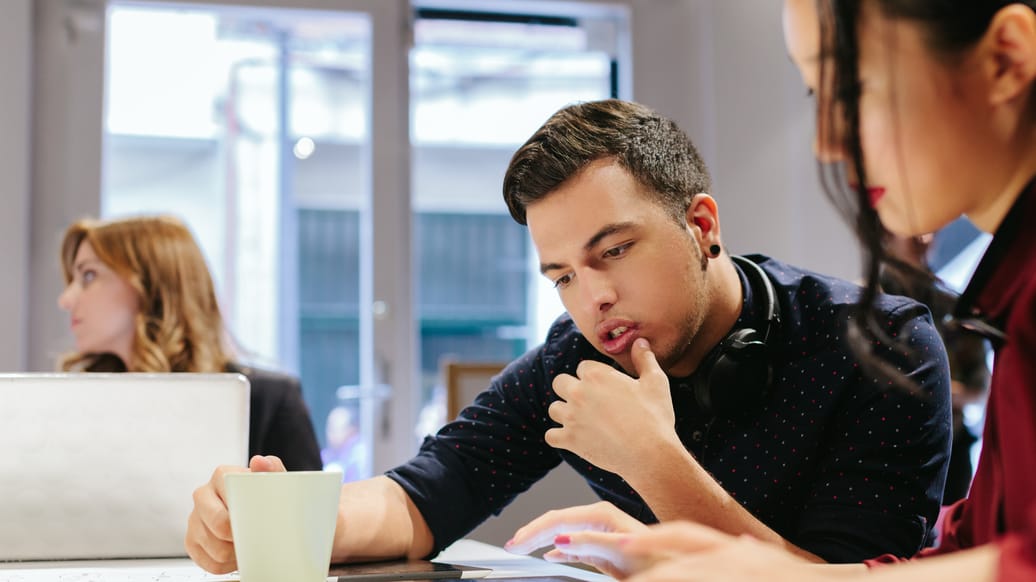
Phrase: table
[{"left": 0, "top": 540, "right": 613, "bottom": 582}]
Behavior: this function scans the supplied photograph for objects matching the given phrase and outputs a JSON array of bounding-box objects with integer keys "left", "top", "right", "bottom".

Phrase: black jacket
[{"left": 226, "top": 363, "right": 323, "bottom": 471}]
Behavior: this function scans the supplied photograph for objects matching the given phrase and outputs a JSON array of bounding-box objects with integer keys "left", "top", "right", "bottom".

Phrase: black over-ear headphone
[{"left": 691, "top": 255, "right": 781, "bottom": 419}]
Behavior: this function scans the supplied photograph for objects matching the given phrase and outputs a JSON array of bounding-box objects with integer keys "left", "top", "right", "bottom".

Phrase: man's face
[{"left": 527, "top": 159, "right": 710, "bottom": 377}]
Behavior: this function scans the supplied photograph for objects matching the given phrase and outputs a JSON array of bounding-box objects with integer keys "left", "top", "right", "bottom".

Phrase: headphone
[{"left": 690, "top": 255, "right": 781, "bottom": 419}]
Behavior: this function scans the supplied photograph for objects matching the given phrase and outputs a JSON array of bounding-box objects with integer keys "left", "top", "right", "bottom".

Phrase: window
[{"left": 100, "top": 0, "right": 629, "bottom": 475}]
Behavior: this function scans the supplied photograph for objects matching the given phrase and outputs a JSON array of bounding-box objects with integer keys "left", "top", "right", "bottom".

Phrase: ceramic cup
[{"left": 225, "top": 471, "right": 342, "bottom": 582}]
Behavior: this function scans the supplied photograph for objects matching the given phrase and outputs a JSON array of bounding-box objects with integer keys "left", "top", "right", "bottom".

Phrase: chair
[{"left": 443, "top": 361, "right": 598, "bottom": 547}]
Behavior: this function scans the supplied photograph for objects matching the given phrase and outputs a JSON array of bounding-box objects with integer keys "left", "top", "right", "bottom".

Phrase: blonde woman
[{"left": 58, "top": 215, "right": 322, "bottom": 471}]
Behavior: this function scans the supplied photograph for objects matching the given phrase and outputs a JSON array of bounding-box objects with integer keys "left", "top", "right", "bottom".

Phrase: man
[
  {"left": 186, "top": 100, "right": 951, "bottom": 571},
  {"left": 880, "top": 232, "right": 989, "bottom": 505}
]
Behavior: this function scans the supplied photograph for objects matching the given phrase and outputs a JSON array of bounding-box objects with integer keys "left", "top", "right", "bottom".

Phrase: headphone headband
[
  {"left": 730, "top": 255, "right": 780, "bottom": 345},
  {"left": 687, "top": 255, "right": 782, "bottom": 420}
]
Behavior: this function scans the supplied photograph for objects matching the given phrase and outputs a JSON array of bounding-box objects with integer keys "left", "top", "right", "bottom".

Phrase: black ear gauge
[{"left": 709, "top": 244, "right": 721, "bottom": 257}]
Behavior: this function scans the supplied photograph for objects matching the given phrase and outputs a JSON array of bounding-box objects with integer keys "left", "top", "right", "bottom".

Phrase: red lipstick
[{"left": 867, "top": 187, "right": 887, "bottom": 207}]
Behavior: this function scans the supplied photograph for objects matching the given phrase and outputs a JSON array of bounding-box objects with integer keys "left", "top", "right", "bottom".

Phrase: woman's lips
[
  {"left": 867, "top": 186, "right": 887, "bottom": 207},
  {"left": 850, "top": 183, "right": 887, "bottom": 207}
]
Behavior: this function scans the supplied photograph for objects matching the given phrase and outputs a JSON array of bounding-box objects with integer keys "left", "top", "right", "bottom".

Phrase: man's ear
[
  {"left": 982, "top": 4, "right": 1036, "bottom": 107},
  {"left": 686, "top": 193, "right": 721, "bottom": 244}
]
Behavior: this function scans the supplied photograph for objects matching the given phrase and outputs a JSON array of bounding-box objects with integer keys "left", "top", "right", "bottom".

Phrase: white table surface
[{"left": 0, "top": 539, "right": 612, "bottom": 582}]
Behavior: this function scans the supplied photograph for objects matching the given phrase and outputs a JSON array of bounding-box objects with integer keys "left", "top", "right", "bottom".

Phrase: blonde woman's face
[{"left": 57, "top": 241, "right": 140, "bottom": 365}]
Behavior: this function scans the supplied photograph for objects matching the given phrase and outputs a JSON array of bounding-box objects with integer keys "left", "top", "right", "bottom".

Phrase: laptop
[{"left": 0, "top": 373, "right": 250, "bottom": 561}]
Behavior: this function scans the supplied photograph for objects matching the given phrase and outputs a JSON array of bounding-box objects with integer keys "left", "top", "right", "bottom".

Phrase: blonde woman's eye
[{"left": 81, "top": 270, "right": 97, "bottom": 284}]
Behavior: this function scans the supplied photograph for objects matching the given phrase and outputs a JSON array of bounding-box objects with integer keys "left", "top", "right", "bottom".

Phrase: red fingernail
[{"left": 554, "top": 535, "right": 571, "bottom": 546}]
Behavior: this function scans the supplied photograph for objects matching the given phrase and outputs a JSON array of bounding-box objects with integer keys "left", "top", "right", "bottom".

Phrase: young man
[{"left": 186, "top": 100, "right": 951, "bottom": 572}]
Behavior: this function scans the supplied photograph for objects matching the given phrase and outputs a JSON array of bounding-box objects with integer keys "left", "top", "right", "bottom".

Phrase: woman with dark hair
[
  {"left": 59, "top": 215, "right": 323, "bottom": 471},
  {"left": 513, "top": 1, "right": 1036, "bottom": 580}
]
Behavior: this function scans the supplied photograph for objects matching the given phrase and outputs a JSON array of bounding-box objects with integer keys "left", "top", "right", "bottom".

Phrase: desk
[{"left": 0, "top": 540, "right": 612, "bottom": 582}]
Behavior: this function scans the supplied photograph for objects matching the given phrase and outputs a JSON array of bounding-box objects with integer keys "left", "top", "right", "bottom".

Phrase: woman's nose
[{"left": 57, "top": 284, "right": 76, "bottom": 311}]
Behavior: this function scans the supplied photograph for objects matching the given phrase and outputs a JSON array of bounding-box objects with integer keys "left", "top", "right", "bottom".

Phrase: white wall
[
  {"left": 631, "top": 0, "right": 857, "bottom": 279},
  {"left": 28, "top": 0, "right": 107, "bottom": 372},
  {"left": 0, "top": 0, "right": 33, "bottom": 372},
  {"left": 10, "top": 0, "right": 859, "bottom": 371}
]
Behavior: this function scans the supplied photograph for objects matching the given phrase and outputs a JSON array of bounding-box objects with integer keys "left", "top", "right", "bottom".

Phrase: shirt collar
[{"left": 953, "top": 178, "right": 1036, "bottom": 344}]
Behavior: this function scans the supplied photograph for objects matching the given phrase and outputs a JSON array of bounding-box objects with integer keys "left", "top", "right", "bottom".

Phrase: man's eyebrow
[
  {"left": 539, "top": 261, "right": 565, "bottom": 275},
  {"left": 584, "top": 222, "right": 635, "bottom": 253},
  {"left": 538, "top": 222, "right": 636, "bottom": 275}
]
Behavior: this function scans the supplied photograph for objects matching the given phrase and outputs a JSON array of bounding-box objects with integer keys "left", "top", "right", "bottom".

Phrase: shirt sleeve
[
  {"left": 385, "top": 347, "right": 566, "bottom": 556},
  {"left": 866, "top": 503, "right": 1036, "bottom": 578},
  {"left": 794, "top": 302, "right": 953, "bottom": 562}
]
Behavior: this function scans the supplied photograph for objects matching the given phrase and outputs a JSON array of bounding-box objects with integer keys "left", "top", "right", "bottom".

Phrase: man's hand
[
  {"left": 545, "top": 338, "right": 681, "bottom": 475},
  {"left": 504, "top": 502, "right": 650, "bottom": 578},
  {"left": 184, "top": 455, "right": 286, "bottom": 573}
]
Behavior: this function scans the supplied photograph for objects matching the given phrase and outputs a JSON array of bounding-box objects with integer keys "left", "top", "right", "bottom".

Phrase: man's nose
[{"left": 580, "top": 269, "right": 617, "bottom": 313}]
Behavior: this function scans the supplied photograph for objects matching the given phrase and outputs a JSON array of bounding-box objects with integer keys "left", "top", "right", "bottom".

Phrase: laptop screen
[{"left": 0, "top": 373, "right": 250, "bottom": 561}]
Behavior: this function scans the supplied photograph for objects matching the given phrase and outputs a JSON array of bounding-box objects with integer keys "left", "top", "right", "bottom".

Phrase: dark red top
[{"left": 868, "top": 183, "right": 1036, "bottom": 579}]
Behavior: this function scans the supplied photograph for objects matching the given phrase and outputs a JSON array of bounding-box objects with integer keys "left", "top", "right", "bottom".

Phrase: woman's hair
[
  {"left": 59, "top": 215, "right": 231, "bottom": 373},
  {"left": 816, "top": 0, "right": 1035, "bottom": 388}
]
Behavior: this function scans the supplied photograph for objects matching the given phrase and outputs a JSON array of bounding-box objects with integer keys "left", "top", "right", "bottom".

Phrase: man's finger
[
  {"left": 631, "top": 338, "right": 664, "bottom": 381},
  {"left": 543, "top": 427, "right": 567, "bottom": 451},
  {"left": 248, "top": 455, "right": 287, "bottom": 473},
  {"left": 551, "top": 373, "right": 576, "bottom": 400},
  {"left": 547, "top": 399, "right": 567, "bottom": 424}
]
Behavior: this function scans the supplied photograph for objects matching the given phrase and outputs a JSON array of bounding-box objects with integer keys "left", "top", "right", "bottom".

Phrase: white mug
[{"left": 225, "top": 471, "right": 343, "bottom": 582}]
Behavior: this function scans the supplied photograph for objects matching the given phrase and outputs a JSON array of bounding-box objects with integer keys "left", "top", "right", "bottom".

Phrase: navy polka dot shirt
[{"left": 387, "top": 255, "right": 952, "bottom": 563}]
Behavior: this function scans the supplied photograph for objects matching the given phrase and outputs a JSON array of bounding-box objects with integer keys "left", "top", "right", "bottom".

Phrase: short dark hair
[{"left": 502, "top": 99, "right": 712, "bottom": 225}]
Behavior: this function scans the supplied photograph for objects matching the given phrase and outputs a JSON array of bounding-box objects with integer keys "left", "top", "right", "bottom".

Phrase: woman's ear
[{"left": 983, "top": 4, "right": 1036, "bottom": 107}]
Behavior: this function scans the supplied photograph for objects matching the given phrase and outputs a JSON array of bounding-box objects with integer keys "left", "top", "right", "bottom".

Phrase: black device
[
  {"left": 690, "top": 255, "right": 781, "bottom": 419},
  {"left": 328, "top": 560, "right": 491, "bottom": 582}
]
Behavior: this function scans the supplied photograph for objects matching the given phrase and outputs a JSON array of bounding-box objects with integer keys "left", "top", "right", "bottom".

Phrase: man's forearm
[
  {"left": 623, "top": 443, "right": 823, "bottom": 562},
  {"left": 329, "top": 475, "right": 435, "bottom": 562}
]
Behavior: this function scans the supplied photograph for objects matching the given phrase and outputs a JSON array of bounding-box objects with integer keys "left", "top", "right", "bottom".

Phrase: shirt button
[{"left": 691, "top": 430, "right": 704, "bottom": 443}]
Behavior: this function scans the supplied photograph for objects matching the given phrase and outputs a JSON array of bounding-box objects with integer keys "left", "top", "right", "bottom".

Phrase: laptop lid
[{"left": 0, "top": 373, "right": 250, "bottom": 561}]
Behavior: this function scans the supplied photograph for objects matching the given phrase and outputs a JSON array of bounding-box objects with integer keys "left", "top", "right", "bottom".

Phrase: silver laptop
[{"left": 0, "top": 373, "right": 250, "bottom": 561}]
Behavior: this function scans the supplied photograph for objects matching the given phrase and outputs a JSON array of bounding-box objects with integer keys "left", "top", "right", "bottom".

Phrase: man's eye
[
  {"left": 553, "top": 274, "right": 572, "bottom": 289},
  {"left": 603, "top": 242, "right": 632, "bottom": 259}
]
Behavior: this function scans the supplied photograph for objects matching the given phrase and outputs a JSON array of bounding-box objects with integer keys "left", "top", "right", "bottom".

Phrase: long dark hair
[{"left": 817, "top": 0, "right": 1033, "bottom": 388}]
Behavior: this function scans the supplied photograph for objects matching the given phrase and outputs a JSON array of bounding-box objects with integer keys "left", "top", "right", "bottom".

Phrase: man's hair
[
  {"left": 502, "top": 99, "right": 712, "bottom": 225},
  {"left": 59, "top": 215, "right": 231, "bottom": 373}
]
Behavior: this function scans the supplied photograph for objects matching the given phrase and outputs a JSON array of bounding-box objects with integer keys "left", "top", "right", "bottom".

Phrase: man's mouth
[
  {"left": 608, "top": 326, "right": 629, "bottom": 339},
  {"left": 598, "top": 322, "right": 639, "bottom": 355}
]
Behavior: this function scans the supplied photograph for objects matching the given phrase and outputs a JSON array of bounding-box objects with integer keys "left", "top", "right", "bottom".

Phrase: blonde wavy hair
[{"left": 59, "top": 215, "right": 232, "bottom": 373}]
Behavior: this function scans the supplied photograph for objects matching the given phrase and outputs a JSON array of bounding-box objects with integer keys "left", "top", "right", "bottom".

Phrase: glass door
[
  {"left": 408, "top": 4, "right": 630, "bottom": 439},
  {"left": 100, "top": 0, "right": 411, "bottom": 478}
]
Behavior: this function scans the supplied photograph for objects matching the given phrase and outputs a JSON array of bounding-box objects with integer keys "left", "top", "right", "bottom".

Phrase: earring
[{"left": 709, "top": 244, "right": 721, "bottom": 257}]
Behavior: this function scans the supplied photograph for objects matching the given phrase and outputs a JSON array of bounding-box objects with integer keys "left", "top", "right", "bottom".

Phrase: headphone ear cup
[{"left": 694, "top": 328, "right": 772, "bottom": 419}]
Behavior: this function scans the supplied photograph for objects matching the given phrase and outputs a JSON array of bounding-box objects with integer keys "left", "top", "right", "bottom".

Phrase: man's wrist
[{"left": 623, "top": 437, "right": 700, "bottom": 493}]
